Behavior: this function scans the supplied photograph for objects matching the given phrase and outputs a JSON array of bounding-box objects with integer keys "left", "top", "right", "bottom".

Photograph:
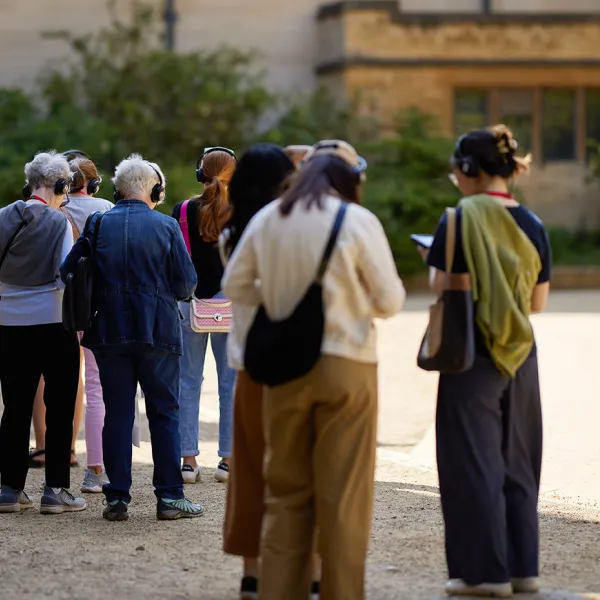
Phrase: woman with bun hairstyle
[
  {"left": 426, "top": 125, "right": 551, "bottom": 597},
  {"left": 172, "top": 148, "right": 237, "bottom": 484}
]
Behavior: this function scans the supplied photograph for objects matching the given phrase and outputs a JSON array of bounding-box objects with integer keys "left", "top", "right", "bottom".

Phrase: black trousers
[
  {"left": 0, "top": 324, "right": 80, "bottom": 490},
  {"left": 436, "top": 355, "right": 543, "bottom": 585}
]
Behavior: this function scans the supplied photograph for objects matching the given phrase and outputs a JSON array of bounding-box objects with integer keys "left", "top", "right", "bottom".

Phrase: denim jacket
[{"left": 60, "top": 199, "right": 197, "bottom": 354}]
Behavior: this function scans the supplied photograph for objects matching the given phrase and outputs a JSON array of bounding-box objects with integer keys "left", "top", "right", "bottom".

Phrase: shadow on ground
[{"left": 1, "top": 465, "right": 599, "bottom": 600}]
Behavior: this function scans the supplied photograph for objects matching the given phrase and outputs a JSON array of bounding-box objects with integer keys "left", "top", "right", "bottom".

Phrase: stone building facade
[{"left": 1, "top": 0, "right": 600, "bottom": 227}]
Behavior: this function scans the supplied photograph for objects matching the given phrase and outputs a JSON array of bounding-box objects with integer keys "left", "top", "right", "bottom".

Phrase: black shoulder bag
[
  {"left": 417, "top": 207, "right": 475, "bottom": 373},
  {"left": 244, "top": 202, "right": 348, "bottom": 387},
  {"left": 62, "top": 211, "right": 105, "bottom": 332}
]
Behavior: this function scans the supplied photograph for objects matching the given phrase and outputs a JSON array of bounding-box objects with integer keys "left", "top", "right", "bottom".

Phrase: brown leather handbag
[{"left": 417, "top": 207, "right": 475, "bottom": 374}]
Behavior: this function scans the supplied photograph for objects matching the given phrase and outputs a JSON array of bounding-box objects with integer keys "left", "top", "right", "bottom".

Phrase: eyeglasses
[{"left": 448, "top": 173, "right": 459, "bottom": 188}]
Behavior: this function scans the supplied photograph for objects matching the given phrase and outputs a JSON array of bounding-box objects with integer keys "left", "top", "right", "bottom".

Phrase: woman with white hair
[
  {"left": 61, "top": 154, "right": 201, "bottom": 522},
  {"left": 0, "top": 150, "right": 87, "bottom": 515}
]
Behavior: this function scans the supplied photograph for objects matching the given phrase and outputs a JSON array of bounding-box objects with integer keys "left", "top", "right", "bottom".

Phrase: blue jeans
[
  {"left": 179, "top": 299, "right": 236, "bottom": 459},
  {"left": 94, "top": 348, "right": 184, "bottom": 503}
]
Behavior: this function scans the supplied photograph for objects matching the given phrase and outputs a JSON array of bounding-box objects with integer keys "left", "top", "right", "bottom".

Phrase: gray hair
[
  {"left": 24, "top": 151, "right": 71, "bottom": 190},
  {"left": 112, "top": 154, "right": 166, "bottom": 201}
]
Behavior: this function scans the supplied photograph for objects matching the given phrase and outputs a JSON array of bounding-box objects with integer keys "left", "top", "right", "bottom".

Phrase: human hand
[{"left": 416, "top": 246, "right": 429, "bottom": 262}]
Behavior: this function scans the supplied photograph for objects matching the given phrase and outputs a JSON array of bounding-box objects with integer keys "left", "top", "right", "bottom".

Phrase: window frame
[{"left": 453, "top": 85, "right": 594, "bottom": 165}]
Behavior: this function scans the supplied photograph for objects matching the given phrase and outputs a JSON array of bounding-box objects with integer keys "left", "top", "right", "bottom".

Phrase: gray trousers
[{"left": 436, "top": 355, "right": 543, "bottom": 585}]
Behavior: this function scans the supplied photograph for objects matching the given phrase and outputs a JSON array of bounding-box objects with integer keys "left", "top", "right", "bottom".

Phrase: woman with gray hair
[
  {"left": 61, "top": 154, "right": 201, "bottom": 522},
  {"left": 0, "top": 150, "right": 87, "bottom": 515}
]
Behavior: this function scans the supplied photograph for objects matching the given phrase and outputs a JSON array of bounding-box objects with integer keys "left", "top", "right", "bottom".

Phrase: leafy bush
[
  {"left": 547, "top": 227, "right": 600, "bottom": 266},
  {"left": 359, "top": 110, "right": 457, "bottom": 277}
]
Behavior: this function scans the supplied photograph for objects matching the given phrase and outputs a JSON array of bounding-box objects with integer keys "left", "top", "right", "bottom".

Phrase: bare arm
[{"left": 530, "top": 282, "right": 550, "bottom": 314}]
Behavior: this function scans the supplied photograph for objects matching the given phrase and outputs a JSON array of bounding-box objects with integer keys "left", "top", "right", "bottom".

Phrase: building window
[
  {"left": 454, "top": 90, "right": 487, "bottom": 136},
  {"left": 586, "top": 89, "right": 600, "bottom": 158},
  {"left": 452, "top": 88, "right": 598, "bottom": 163},
  {"left": 542, "top": 90, "right": 576, "bottom": 162},
  {"left": 498, "top": 90, "right": 534, "bottom": 155}
]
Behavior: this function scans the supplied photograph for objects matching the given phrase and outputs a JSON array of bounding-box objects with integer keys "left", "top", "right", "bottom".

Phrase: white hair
[
  {"left": 112, "top": 153, "right": 166, "bottom": 201},
  {"left": 24, "top": 151, "right": 71, "bottom": 190}
]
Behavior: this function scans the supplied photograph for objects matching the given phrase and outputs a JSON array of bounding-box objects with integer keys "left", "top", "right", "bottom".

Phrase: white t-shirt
[
  {"left": 222, "top": 195, "right": 406, "bottom": 365},
  {"left": 63, "top": 193, "right": 113, "bottom": 235}
]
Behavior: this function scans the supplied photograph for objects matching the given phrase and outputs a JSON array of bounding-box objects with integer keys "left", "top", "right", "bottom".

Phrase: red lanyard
[
  {"left": 28, "top": 195, "right": 48, "bottom": 205},
  {"left": 485, "top": 191, "right": 514, "bottom": 201}
]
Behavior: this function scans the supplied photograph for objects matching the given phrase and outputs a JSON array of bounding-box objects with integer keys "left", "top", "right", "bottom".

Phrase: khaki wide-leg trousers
[{"left": 260, "top": 355, "right": 378, "bottom": 600}]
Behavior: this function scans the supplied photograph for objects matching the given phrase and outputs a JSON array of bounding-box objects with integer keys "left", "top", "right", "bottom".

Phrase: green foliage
[
  {"left": 263, "top": 87, "right": 379, "bottom": 146},
  {"left": 547, "top": 227, "right": 600, "bottom": 266},
  {"left": 359, "top": 110, "right": 457, "bottom": 277},
  {"left": 0, "top": 2, "right": 273, "bottom": 207}
]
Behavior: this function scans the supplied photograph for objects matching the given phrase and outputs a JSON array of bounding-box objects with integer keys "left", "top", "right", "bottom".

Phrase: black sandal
[{"left": 28, "top": 449, "right": 46, "bottom": 469}]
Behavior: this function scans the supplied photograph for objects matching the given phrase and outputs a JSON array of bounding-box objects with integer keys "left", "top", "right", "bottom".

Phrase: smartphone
[{"left": 410, "top": 234, "right": 434, "bottom": 249}]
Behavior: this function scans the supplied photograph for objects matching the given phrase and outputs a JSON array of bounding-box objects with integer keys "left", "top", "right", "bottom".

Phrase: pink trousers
[{"left": 82, "top": 346, "right": 105, "bottom": 467}]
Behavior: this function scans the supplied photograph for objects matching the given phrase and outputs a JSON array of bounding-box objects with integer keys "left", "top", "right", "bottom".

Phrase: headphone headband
[
  {"left": 113, "top": 161, "right": 164, "bottom": 204},
  {"left": 195, "top": 146, "right": 237, "bottom": 184},
  {"left": 195, "top": 146, "right": 237, "bottom": 171},
  {"left": 63, "top": 149, "right": 90, "bottom": 161}
]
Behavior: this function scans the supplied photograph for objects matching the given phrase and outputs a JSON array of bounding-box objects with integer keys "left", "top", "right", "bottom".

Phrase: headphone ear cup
[
  {"left": 150, "top": 184, "right": 163, "bottom": 204},
  {"left": 87, "top": 179, "right": 100, "bottom": 195},
  {"left": 196, "top": 168, "right": 207, "bottom": 184},
  {"left": 113, "top": 185, "right": 124, "bottom": 202},
  {"left": 23, "top": 184, "right": 31, "bottom": 199},
  {"left": 460, "top": 158, "right": 479, "bottom": 178},
  {"left": 54, "top": 179, "right": 68, "bottom": 196}
]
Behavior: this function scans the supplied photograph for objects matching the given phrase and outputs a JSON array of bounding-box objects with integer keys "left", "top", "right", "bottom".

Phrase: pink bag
[{"left": 178, "top": 199, "right": 232, "bottom": 334}]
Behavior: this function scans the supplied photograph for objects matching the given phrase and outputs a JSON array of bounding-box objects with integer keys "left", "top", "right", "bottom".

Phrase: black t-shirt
[
  {"left": 172, "top": 200, "right": 224, "bottom": 300},
  {"left": 427, "top": 203, "right": 552, "bottom": 356}
]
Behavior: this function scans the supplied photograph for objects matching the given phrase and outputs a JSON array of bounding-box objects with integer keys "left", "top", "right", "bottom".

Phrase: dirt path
[
  {"left": 1, "top": 290, "right": 599, "bottom": 599},
  {"left": 1, "top": 454, "right": 600, "bottom": 600}
]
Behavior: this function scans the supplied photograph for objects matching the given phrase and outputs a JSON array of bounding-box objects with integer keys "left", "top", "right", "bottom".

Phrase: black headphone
[
  {"left": 113, "top": 161, "right": 165, "bottom": 204},
  {"left": 452, "top": 135, "right": 480, "bottom": 178},
  {"left": 196, "top": 147, "right": 237, "bottom": 184},
  {"left": 71, "top": 164, "right": 103, "bottom": 195},
  {"left": 23, "top": 149, "right": 89, "bottom": 199}
]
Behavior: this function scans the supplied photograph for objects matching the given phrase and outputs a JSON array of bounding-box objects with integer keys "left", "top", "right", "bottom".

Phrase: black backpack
[
  {"left": 244, "top": 202, "right": 347, "bottom": 387},
  {"left": 62, "top": 212, "right": 105, "bottom": 332}
]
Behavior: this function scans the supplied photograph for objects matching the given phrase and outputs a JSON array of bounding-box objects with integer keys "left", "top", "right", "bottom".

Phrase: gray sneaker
[
  {"left": 81, "top": 468, "right": 109, "bottom": 494},
  {"left": 0, "top": 486, "right": 20, "bottom": 513},
  {"left": 156, "top": 497, "right": 205, "bottom": 520},
  {"left": 40, "top": 487, "right": 87, "bottom": 514}
]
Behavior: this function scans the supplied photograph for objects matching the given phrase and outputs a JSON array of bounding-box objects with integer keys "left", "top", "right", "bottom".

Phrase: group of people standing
[{"left": 0, "top": 125, "right": 550, "bottom": 600}]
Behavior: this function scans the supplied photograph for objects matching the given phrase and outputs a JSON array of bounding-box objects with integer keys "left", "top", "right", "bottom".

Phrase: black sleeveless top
[{"left": 172, "top": 200, "right": 223, "bottom": 299}]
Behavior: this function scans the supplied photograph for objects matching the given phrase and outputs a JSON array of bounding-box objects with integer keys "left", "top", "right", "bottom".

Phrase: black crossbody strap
[
  {"left": 316, "top": 202, "right": 348, "bottom": 283},
  {"left": 82, "top": 211, "right": 105, "bottom": 254},
  {"left": 0, "top": 221, "right": 27, "bottom": 273}
]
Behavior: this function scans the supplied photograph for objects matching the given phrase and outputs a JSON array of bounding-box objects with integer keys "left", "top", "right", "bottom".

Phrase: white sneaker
[
  {"left": 40, "top": 487, "right": 87, "bottom": 514},
  {"left": 215, "top": 460, "right": 229, "bottom": 483},
  {"left": 445, "top": 579, "right": 513, "bottom": 597},
  {"left": 81, "top": 468, "right": 109, "bottom": 493},
  {"left": 511, "top": 577, "right": 541, "bottom": 593},
  {"left": 181, "top": 464, "right": 202, "bottom": 484}
]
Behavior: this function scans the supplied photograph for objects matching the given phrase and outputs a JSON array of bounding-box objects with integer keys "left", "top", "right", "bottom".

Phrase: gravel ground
[{"left": 1, "top": 452, "right": 599, "bottom": 600}]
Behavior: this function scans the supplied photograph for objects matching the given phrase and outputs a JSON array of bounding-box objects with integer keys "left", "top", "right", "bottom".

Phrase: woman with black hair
[
  {"left": 220, "top": 143, "right": 297, "bottom": 600},
  {"left": 222, "top": 140, "right": 405, "bottom": 600},
  {"left": 426, "top": 125, "right": 551, "bottom": 597}
]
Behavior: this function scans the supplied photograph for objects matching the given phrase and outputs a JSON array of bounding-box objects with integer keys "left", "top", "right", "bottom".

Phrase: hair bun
[{"left": 491, "top": 124, "right": 519, "bottom": 164}]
